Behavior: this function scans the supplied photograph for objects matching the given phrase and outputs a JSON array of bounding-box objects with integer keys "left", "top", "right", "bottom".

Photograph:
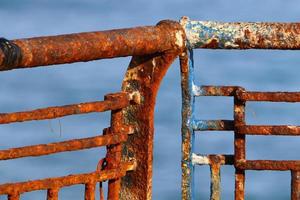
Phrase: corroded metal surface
[
  {"left": 0, "top": 133, "right": 128, "bottom": 160},
  {"left": 237, "top": 91, "right": 300, "bottom": 102},
  {"left": 233, "top": 90, "right": 246, "bottom": 200},
  {"left": 192, "top": 120, "right": 234, "bottom": 131},
  {"left": 291, "top": 171, "right": 300, "bottom": 200},
  {"left": 193, "top": 85, "right": 243, "bottom": 97},
  {"left": 0, "top": 92, "right": 129, "bottom": 124},
  {"left": 120, "top": 20, "right": 185, "bottom": 200},
  {"left": 180, "top": 49, "right": 194, "bottom": 200},
  {"left": 237, "top": 125, "right": 300, "bottom": 135},
  {"left": 0, "top": 22, "right": 184, "bottom": 71},
  {"left": 236, "top": 160, "right": 300, "bottom": 171},
  {"left": 0, "top": 161, "right": 135, "bottom": 195},
  {"left": 181, "top": 16, "right": 300, "bottom": 49},
  {"left": 192, "top": 154, "right": 234, "bottom": 166}
]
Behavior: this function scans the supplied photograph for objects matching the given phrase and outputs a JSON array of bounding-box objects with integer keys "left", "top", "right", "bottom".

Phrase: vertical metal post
[
  {"left": 291, "top": 170, "right": 300, "bottom": 200},
  {"left": 234, "top": 89, "right": 246, "bottom": 200},
  {"left": 120, "top": 20, "right": 185, "bottom": 200},
  {"left": 180, "top": 49, "right": 195, "bottom": 200},
  {"left": 210, "top": 161, "right": 221, "bottom": 200},
  {"left": 47, "top": 188, "right": 59, "bottom": 200},
  {"left": 84, "top": 182, "right": 96, "bottom": 200}
]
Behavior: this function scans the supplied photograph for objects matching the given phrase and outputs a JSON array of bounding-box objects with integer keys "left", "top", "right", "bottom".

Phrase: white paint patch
[
  {"left": 175, "top": 31, "right": 184, "bottom": 48},
  {"left": 192, "top": 153, "right": 210, "bottom": 165}
]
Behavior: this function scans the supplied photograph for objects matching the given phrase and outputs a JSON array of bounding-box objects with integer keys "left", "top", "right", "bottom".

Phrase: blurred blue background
[{"left": 1, "top": 0, "right": 300, "bottom": 199}]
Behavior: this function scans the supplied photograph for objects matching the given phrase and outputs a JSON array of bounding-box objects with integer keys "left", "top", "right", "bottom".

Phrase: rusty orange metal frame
[{"left": 0, "top": 19, "right": 186, "bottom": 200}]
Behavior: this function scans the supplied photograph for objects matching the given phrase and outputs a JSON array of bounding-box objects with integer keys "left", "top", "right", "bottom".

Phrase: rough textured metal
[
  {"left": 237, "top": 91, "right": 300, "bottom": 102},
  {"left": 237, "top": 125, "right": 300, "bottom": 135},
  {"left": 233, "top": 89, "right": 246, "bottom": 200},
  {"left": 236, "top": 160, "right": 300, "bottom": 171},
  {"left": 0, "top": 162, "right": 134, "bottom": 195},
  {"left": 47, "top": 188, "right": 59, "bottom": 200},
  {"left": 180, "top": 49, "right": 195, "bottom": 200},
  {"left": 192, "top": 154, "right": 234, "bottom": 166},
  {"left": 0, "top": 92, "right": 129, "bottom": 124},
  {"left": 210, "top": 161, "right": 221, "bottom": 200},
  {"left": 181, "top": 16, "right": 300, "bottom": 49},
  {"left": 85, "top": 182, "right": 96, "bottom": 200},
  {"left": 192, "top": 120, "right": 234, "bottom": 131},
  {"left": 193, "top": 85, "right": 243, "bottom": 97},
  {"left": 0, "top": 133, "right": 128, "bottom": 160},
  {"left": 119, "top": 20, "right": 185, "bottom": 200},
  {"left": 0, "top": 23, "right": 184, "bottom": 71},
  {"left": 291, "top": 171, "right": 300, "bottom": 200}
]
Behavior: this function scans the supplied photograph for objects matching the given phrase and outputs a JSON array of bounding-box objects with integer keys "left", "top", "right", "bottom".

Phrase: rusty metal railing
[
  {"left": 0, "top": 20, "right": 185, "bottom": 200},
  {"left": 180, "top": 16, "right": 300, "bottom": 200},
  {"left": 2, "top": 15, "right": 300, "bottom": 200}
]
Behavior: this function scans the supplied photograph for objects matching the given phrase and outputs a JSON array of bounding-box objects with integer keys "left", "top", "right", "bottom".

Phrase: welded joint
[{"left": 192, "top": 84, "right": 202, "bottom": 96}]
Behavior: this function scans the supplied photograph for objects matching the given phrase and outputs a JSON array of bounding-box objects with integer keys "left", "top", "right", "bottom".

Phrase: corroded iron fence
[
  {"left": 0, "top": 20, "right": 185, "bottom": 200},
  {"left": 1, "top": 16, "right": 300, "bottom": 200},
  {"left": 180, "top": 17, "right": 300, "bottom": 200}
]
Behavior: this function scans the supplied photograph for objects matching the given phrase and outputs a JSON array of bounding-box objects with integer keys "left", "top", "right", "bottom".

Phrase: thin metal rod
[
  {"left": 210, "top": 162, "right": 221, "bottom": 200},
  {"left": 85, "top": 182, "right": 96, "bottom": 200},
  {"left": 236, "top": 125, "right": 300, "bottom": 135},
  {"left": 291, "top": 171, "right": 300, "bottom": 200},
  {"left": 0, "top": 133, "right": 128, "bottom": 160},
  {"left": 0, "top": 162, "right": 134, "bottom": 195},
  {"left": 237, "top": 91, "right": 300, "bottom": 102},
  {"left": 0, "top": 92, "right": 129, "bottom": 124},
  {"left": 236, "top": 160, "right": 300, "bottom": 171},
  {"left": 180, "top": 49, "right": 195, "bottom": 200},
  {"left": 192, "top": 154, "right": 234, "bottom": 166},
  {"left": 193, "top": 85, "right": 243, "bottom": 97},
  {"left": 47, "top": 188, "right": 59, "bottom": 200},
  {"left": 192, "top": 120, "right": 234, "bottom": 131},
  {"left": 234, "top": 89, "right": 246, "bottom": 200}
]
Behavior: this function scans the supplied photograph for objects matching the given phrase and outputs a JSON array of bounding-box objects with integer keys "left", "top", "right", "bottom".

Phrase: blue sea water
[{"left": 1, "top": 0, "right": 300, "bottom": 199}]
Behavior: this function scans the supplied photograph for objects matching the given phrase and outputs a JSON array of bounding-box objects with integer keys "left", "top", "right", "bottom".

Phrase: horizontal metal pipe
[
  {"left": 0, "top": 20, "right": 184, "bottom": 71},
  {"left": 181, "top": 16, "right": 300, "bottom": 49},
  {"left": 192, "top": 153, "right": 234, "bottom": 165},
  {"left": 193, "top": 85, "right": 243, "bottom": 97},
  {"left": 236, "top": 160, "right": 300, "bottom": 171},
  {"left": 0, "top": 162, "right": 135, "bottom": 195},
  {"left": 192, "top": 120, "right": 234, "bottom": 131},
  {"left": 0, "top": 133, "right": 127, "bottom": 160},
  {"left": 0, "top": 92, "right": 129, "bottom": 124},
  {"left": 236, "top": 125, "right": 300, "bottom": 135},
  {"left": 237, "top": 91, "right": 300, "bottom": 102}
]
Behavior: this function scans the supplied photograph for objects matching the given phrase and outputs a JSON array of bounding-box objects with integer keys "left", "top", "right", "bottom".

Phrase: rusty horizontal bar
[
  {"left": 0, "top": 20, "right": 184, "bottom": 71},
  {"left": 192, "top": 119, "right": 234, "bottom": 131},
  {"left": 181, "top": 16, "right": 300, "bottom": 49},
  {"left": 0, "top": 92, "right": 129, "bottom": 124},
  {"left": 236, "top": 160, "right": 300, "bottom": 171},
  {"left": 0, "top": 132, "right": 128, "bottom": 160},
  {"left": 193, "top": 85, "right": 243, "bottom": 96},
  {"left": 236, "top": 91, "right": 300, "bottom": 102},
  {"left": 236, "top": 125, "right": 300, "bottom": 135},
  {"left": 0, "top": 161, "right": 135, "bottom": 195},
  {"left": 192, "top": 153, "right": 234, "bottom": 165}
]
